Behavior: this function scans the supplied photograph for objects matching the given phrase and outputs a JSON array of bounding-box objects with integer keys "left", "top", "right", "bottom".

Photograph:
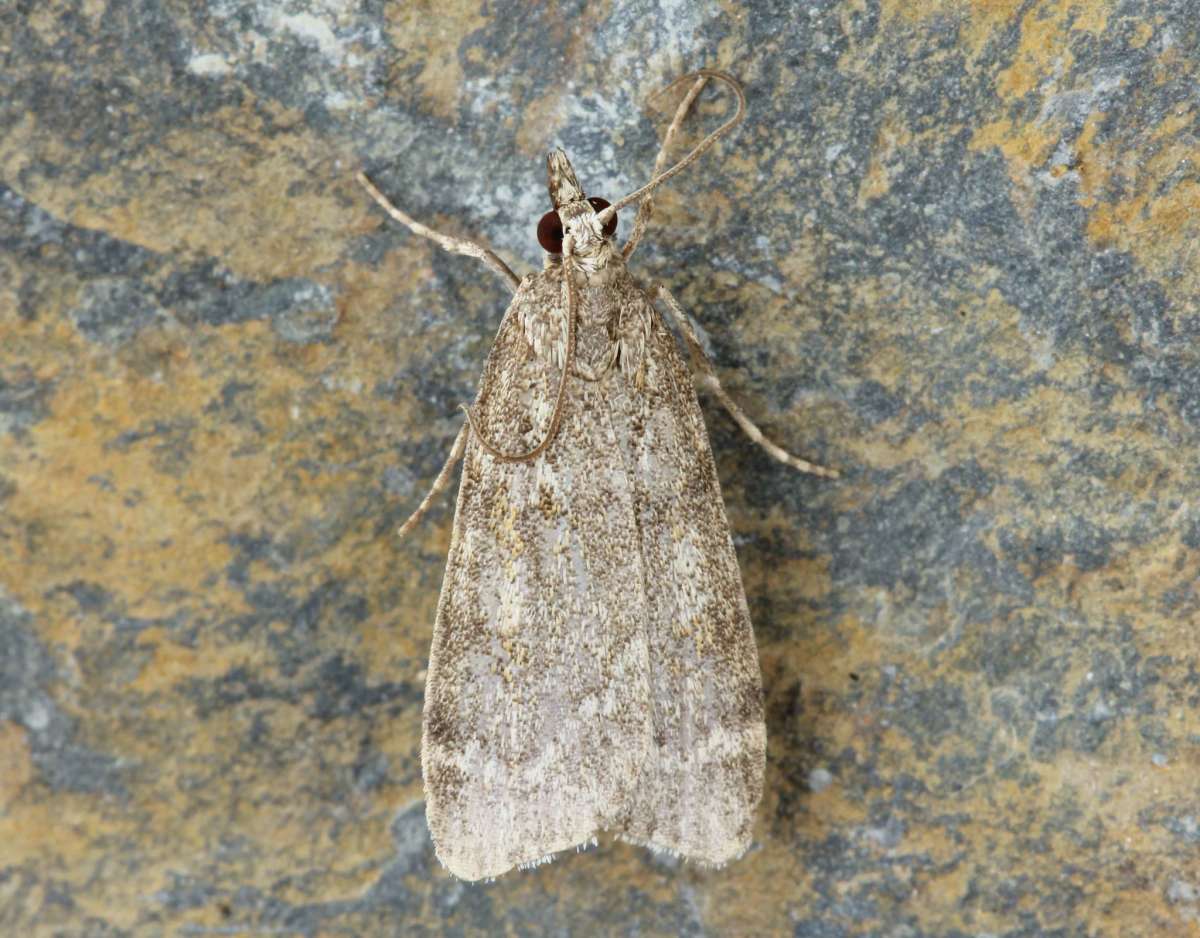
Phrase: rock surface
[{"left": 1, "top": 1, "right": 1198, "bottom": 935}]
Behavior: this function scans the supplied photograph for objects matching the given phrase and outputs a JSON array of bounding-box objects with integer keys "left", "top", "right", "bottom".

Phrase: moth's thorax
[
  {"left": 519, "top": 261, "right": 650, "bottom": 385},
  {"left": 573, "top": 267, "right": 646, "bottom": 379},
  {"left": 543, "top": 240, "right": 624, "bottom": 285},
  {"left": 545, "top": 258, "right": 628, "bottom": 330}
]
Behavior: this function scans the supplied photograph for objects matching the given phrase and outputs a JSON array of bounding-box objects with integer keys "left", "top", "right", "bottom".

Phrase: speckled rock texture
[{"left": 1, "top": 1, "right": 1197, "bottom": 935}]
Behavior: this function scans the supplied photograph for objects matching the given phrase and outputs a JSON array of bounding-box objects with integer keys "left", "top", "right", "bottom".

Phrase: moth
[{"left": 357, "top": 70, "right": 837, "bottom": 881}]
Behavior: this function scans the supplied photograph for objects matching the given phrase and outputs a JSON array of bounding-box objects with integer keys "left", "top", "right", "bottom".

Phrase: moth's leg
[
  {"left": 356, "top": 172, "right": 521, "bottom": 292},
  {"left": 397, "top": 423, "right": 469, "bottom": 540},
  {"left": 622, "top": 75, "right": 709, "bottom": 262},
  {"left": 652, "top": 284, "right": 840, "bottom": 479}
]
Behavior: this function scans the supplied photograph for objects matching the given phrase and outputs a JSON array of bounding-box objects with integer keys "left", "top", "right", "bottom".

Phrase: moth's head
[{"left": 537, "top": 148, "right": 617, "bottom": 257}]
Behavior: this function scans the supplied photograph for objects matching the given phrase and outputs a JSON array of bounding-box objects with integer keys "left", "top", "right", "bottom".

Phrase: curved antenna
[
  {"left": 623, "top": 73, "right": 709, "bottom": 260},
  {"left": 593, "top": 69, "right": 746, "bottom": 228},
  {"left": 460, "top": 236, "right": 579, "bottom": 463}
]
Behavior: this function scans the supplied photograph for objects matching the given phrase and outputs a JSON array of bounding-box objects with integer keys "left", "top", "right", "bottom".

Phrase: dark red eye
[
  {"left": 537, "top": 210, "right": 563, "bottom": 254},
  {"left": 588, "top": 197, "right": 617, "bottom": 237}
]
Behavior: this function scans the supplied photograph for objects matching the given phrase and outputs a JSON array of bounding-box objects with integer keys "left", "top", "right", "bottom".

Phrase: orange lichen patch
[
  {"left": 915, "top": 860, "right": 972, "bottom": 916},
  {"left": 857, "top": 151, "right": 891, "bottom": 205},
  {"left": 960, "top": 6, "right": 1199, "bottom": 307},
  {"left": 969, "top": 2, "right": 1114, "bottom": 189},
  {"left": 777, "top": 235, "right": 830, "bottom": 296},
  {"left": 857, "top": 106, "right": 916, "bottom": 207},
  {"left": 701, "top": 883, "right": 775, "bottom": 938},
  {"left": 1078, "top": 109, "right": 1200, "bottom": 307},
  {"left": 839, "top": 269, "right": 1187, "bottom": 495},
  {"left": 879, "top": 0, "right": 1024, "bottom": 58},
  {"left": 0, "top": 722, "right": 34, "bottom": 807},
  {"left": 128, "top": 627, "right": 261, "bottom": 694},
  {"left": 763, "top": 550, "right": 833, "bottom": 604},
  {"left": 383, "top": 1, "right": 488, "bottom": 121},
  {"left": 994, "top": 3, "right": 1108, "bottom": 100},
  {"left": 880, "top": 0, "right": 1023, "bottom": 26},
  {"left": 0, "top": 794, "right": 123, "bottom": 869},
  {"left": 1046, "top": 751, "right": 1192, "bottom": 846},
  {"left": 969, "top": 111, "right": 1062, "bottom": 189},
  {"left": 934, "top": 738, "right": 1182, "bottom": 843},
  {"left": 772, "top": 615, "right": 883, "bottom": 710},
  {"left": 0, "top": 335, "right": 274, "bottom": 615},
  {"left": 46, "top": 698, "right": 410, "bottom": 918},
  {"left": 24, "top": 4, "right": 70, "bottom": 46},
  {"left": 1129, "top": 18, "right": 1156, "bottom": 48},
  {"left": 357, "top": 585, "right": 442, "bottom": 680},
  {"left": 0, "top": 211, "right": 474, "bottom": 634},
  {"left": 0, "top": 113, "right": 69, "bottom": 184},
  {"left": 1065, "top": 535, "right": 1200, "bottom": 642},
  {"left": 719, "top": 147, "right": 769, "bottom": 204},
  {"left": 67, "top": 758, "right": 388, "bottom": 931},
  {"left": 1095, "top": 175, "right": 1200, "bottom": 250},
  {"left": 515, "top": 89, "right": 570, "bottom": 156},
  {"left": 2, "top": 96, "right": 359, "bottom": 284}
]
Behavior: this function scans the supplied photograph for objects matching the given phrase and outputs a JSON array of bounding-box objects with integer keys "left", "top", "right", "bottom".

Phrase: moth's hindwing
[{"left": 421, "top": 267, "right": 766, "bottom": 881}]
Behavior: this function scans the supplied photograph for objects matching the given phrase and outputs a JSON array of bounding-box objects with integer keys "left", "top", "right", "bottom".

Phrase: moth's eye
[
  {"left": 537, "top": 209, "right": 564, "bottom": 254},
  {"left": 588, "top": 196, "right": 618, "bottom": 237}
]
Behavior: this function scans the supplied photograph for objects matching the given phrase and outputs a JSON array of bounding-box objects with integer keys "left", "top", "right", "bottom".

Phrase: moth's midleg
[
  {"left": 356, "top": 171, "right": 520, "bottom": 291},
  {"left": 622, "top": 74, "right": 709, "bottom": 262},
  {"left": 397, "top": 423, "right": 469, "bottom": 539},
  {"left": 652, "top": 283, "right": 840, "bottom": 480}
]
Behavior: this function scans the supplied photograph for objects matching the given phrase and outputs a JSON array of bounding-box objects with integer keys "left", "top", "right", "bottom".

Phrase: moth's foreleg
[
  {"left": 397, "top": 423, "right": 469, "bottom": 539},
  {"left": 622, "top": 74, "right": 709, "bottom": 262},
  {"left": 652, "top": 284, "right": 840, "bottom": 480},
  {"left": 356, "top": 172, "right": 521, "bottom": 292}
]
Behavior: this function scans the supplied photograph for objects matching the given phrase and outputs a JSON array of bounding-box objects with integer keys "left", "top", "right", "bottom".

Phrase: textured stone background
[{"left": 2, "top": 1, "right": 1198, "bottom": 935}]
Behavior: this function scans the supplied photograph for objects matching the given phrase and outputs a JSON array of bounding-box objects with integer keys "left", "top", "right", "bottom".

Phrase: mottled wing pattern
[
  {"left": 422, "top": 266, "right": 764, "bottom": 880},
  {"left": 606, "top": 274, "right": 766, "bottom": 862},
  {"left": 423, "top": 271, "right": 653, "bottom": 880}
]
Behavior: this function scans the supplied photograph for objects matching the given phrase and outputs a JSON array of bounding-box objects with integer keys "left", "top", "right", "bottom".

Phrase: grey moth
[{"left": 358, "top": 70, "right": 836, "bottom": 881}]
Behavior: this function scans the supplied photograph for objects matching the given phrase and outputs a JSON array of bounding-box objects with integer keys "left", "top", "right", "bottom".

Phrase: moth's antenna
[
  {"left": 623, "top": 73, "right": 709, "bottom": 260},
  {"left": 460, "top": 237, "right": 579, "bottom": 462},
  {"left": 593, "top": 69, "right": 745, "bottom": 228},
  {"left": 356, "top": 171, "right": 520, "bottom": 291}
]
